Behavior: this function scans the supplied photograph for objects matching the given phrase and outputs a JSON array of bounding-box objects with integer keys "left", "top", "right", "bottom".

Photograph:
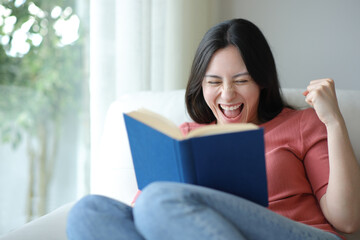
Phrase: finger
[
  {"left": 307, "top": 79, "right": 334, "bottom": 92},
  {"left": 309, "top": 79, "right": 326, "bottom": 84},
  {"left": 304, "top": 90, "right": 315, "bottom": 107},
  {"left": 306, "top": 81, "right": 322, "bottom": 93},
  {"left": 309, "top": 78, "right": 334, "bottom": 86},
  {"left": 306, "top": 85, "right": 330, "bottom": 98}
]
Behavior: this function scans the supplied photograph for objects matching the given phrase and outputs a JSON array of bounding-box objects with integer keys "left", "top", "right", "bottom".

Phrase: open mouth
[{"left": 219, "top": 103, "right": 244, "bottom": 119}]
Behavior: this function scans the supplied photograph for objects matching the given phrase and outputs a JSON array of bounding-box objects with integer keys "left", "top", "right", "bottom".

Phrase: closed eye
[
  {"left": 208, "top": 81, "right": 221, "bottom": 85},
  {"left": 204, "top": 74, "right": 222, "bottom": 85},
  {"left": 234, "top": 80, "right": 248, "bottom": 84}
]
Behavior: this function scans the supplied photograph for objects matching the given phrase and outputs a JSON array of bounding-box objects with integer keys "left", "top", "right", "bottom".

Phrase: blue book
[{"left": 124, "top": 109, "right": 268, "bottom": 207}]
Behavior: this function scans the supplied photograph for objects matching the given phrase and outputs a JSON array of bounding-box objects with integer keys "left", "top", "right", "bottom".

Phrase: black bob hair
[{"left": 185, "top": 18, "right": 285, "bottom": 124}]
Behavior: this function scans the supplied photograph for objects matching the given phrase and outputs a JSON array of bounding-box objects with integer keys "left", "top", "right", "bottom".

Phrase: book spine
[{"left": 174, "top": 140, "right": 197, "bottom": 184}]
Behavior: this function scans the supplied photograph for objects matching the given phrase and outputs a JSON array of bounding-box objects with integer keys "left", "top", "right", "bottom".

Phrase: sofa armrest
[{"left": 0, "top": 202, "right": 74, "bottom": 240}]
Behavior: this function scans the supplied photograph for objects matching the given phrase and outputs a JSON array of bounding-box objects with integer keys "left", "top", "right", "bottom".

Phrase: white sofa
[{"left": 2, "top": 88, "right": 359, "bottom": 240}]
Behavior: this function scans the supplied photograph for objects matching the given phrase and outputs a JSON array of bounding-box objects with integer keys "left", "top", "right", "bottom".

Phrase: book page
[
  {"left": 126, "top": 108, "right": 184, "bottom": 140},
  {"left": 186, "top": 123, "right": 258, "bottom": 138}
]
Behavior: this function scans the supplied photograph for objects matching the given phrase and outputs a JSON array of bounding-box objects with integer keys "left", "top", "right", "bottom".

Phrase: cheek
[
  {"left": 244, "top": 87, "right": 261, "bottom": 109},
  {"left": 202, "top": 87, "right": 216, "bottom": 106}
]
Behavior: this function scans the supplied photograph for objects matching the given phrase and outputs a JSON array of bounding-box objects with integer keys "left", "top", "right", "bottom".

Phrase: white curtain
[{"left": 89, "top": 0, "right": 220, "bottom": 198}]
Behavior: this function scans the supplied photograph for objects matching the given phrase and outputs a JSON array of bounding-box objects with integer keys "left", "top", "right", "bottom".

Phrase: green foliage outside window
[{"left": 0, "top": 0, "right": 87, "bottom": 220}]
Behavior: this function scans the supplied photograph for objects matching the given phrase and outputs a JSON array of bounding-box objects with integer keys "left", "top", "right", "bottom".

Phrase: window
[{"left": 0, "top": 0, "right": 89, "bottom": 233}]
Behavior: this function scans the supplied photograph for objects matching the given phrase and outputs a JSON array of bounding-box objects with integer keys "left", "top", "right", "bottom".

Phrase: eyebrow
[{"left": 204, "top": 72, "right": 250, "bottom": 79}]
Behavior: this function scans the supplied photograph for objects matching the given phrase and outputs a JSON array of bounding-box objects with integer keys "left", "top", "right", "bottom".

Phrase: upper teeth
[{"left": 220, "top": 104, "right": 241, "bottom": 111}]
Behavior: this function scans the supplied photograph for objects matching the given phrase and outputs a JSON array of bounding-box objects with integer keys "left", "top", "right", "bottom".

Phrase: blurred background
[
  {"left": 0, "top": 0, "right": 359, "bottom": 235},
  {"left": 0, "top": 0, "right": 89, "bottom": 235}
]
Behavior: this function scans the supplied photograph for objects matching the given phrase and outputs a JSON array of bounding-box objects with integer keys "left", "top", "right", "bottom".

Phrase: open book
[{"left": 124, "top": 108, "right": 268, "bottom": 206}]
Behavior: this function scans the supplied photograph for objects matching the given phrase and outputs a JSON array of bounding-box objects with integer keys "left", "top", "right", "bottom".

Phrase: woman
[{"left": 67, "top": 19, "right": 360, "bottom": 240}]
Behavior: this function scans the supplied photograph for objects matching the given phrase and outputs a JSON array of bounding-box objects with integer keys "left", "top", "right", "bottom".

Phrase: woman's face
[{"left": 202, "top": 45, "right": 261, "bottom": 125}]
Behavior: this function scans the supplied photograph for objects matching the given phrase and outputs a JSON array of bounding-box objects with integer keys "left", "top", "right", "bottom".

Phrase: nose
[{"left": 221, "top": 82, "right": 235, "bottom": 101}]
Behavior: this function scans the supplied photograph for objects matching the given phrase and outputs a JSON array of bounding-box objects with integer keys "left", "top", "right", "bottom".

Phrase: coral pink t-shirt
[
  {"left": 180, "top": 107, "right": 343, "bottom": 239},
  {"left": 134, "top": 107, "right": 344, "bottom": 239}
]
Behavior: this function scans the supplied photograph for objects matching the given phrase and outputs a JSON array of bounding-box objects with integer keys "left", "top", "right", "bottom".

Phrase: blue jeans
[{"left": 67, "top": 182, "right": 341, "bottom": 240}]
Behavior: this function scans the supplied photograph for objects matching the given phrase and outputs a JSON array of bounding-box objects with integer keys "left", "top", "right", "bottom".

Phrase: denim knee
[
  {"left": 133, "top": 182, "right": 182, "bottom": 237},
  {"left": 67, "top": 195, "right": 143, "bottom": 240},
  {"left": 67, "top": 195, "right": 100, "bottom": 239},
  {"left": 67, "top": 195, "right": 102, "bottom": 226},
  {"left": 134, "top": 181, "right": 195, "bottom": 223},
  {"left": 135, "top": 182, "right": 177, "bottom": 209}
]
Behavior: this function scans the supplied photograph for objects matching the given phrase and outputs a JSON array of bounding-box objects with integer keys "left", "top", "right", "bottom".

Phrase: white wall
[{"left": 217, "top": 0, "right": 360, "bottom": 90}]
